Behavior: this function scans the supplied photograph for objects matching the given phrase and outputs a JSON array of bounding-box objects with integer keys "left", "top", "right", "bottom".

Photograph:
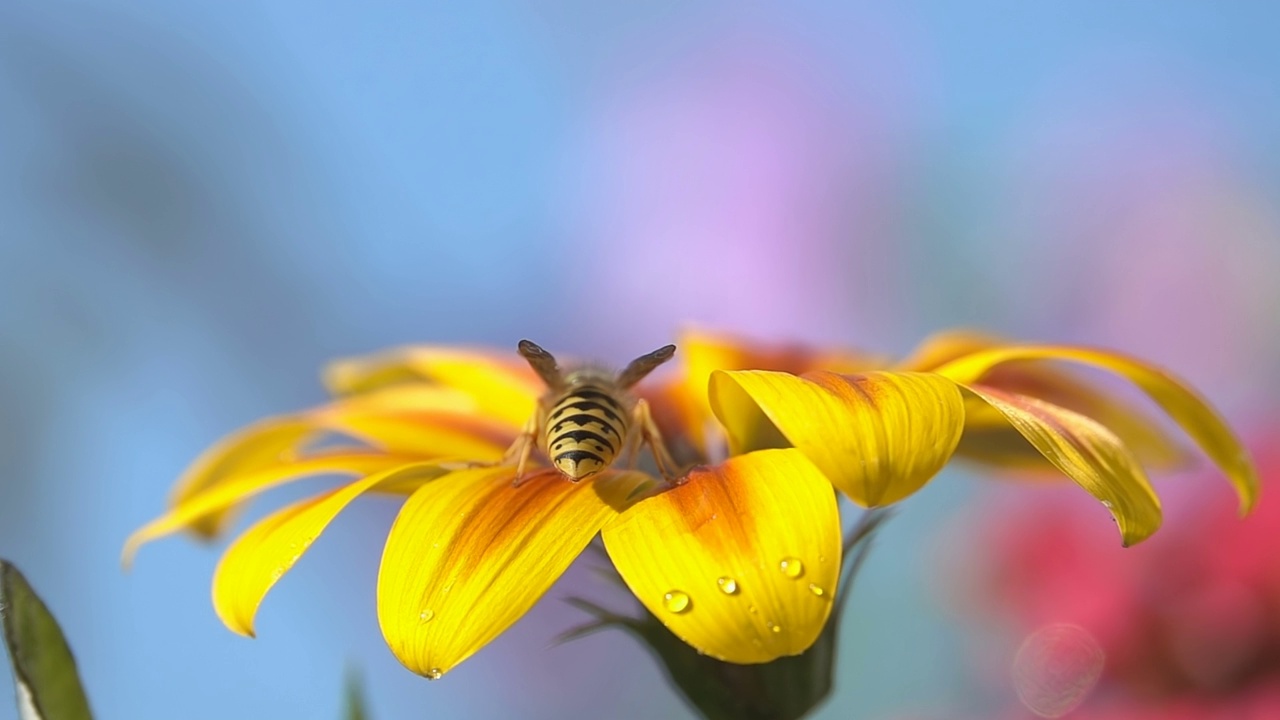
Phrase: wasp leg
[
  {"left": 634, "top": 399, "right": 682, "bottom": 485},
  {"left": 620, "top": 418, "right": 643, "bottom": 470},
  {"left": 511, "top": 413, "right": 545, "bottom": 488},
  {"left": 481, "top": 414, "right": 539, "bottom": 487}
]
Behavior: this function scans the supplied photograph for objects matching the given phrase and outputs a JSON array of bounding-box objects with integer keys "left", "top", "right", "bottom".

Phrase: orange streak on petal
[
  {"left": 377, "top": 467, "right": 654, "bottom": 677},
  {"left": 604, "top": 449, "right": 841, "bottom": 663}
]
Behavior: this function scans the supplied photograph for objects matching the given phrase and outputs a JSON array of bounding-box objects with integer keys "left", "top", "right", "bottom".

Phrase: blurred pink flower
[
  {"left": 964, "top": 428, "right": 1280, "bottom": 718},
  {"left": 563, "top": 17, "right": 921, "bottom": 347}
]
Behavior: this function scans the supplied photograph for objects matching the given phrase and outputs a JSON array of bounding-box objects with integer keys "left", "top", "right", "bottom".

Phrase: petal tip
[
  {"left": 120, "top": 536, "right": 141, "bottom": 571},
  {"left": 1118, "top": 518, "right": 1159, "bottom": 548},
  {"left": 216, "top": 608, "right": 258, "bottom": 639},
  {"left": 1234, "top": 459, "right": 1260, "bottom": 516}
]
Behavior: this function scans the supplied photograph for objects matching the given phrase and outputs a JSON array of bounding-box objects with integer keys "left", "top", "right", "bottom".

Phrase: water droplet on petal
[
  {"left": 767, "top": 621, "right": 782, "bottom": 634},
  {"left": 748, "top": 604, "right": 759, "bottom": 615},
  {"left": 808, "top": 583, "right": 826, "bottom": 597},
  {"left": 418, "top": 609, "right": 435, "bottom": 623},
  {"left": 716, "top": 577, "right": 739, "bottom": 595},
  {"left": 663, "top": 590, "right": 691, "bottom": 613},
  {"left": 780, "top": 557, "right": 804, "bottom": 578},
  {"left": 426, "top": 668, "right": 443, "bottom": 681}
]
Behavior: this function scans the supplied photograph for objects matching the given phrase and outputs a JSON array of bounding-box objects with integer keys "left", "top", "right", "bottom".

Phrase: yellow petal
[
  {"left": 213, "top": 462, "right": 452, "bottom": 636},
  {"left": 165, "top": 383, "right": 514, "bottom": 543},
  {"left": 963, "top": 386, "right": 1162, "bottom": 546},
  {"left": 319, "top": 410, "right": 515, "bottom": 459},
  {"left": 124, "top": 452, "right": 420, "bottom": 566},
  {"left": 710, "top": 370, "right": 966, "bottom": 506},
  {"left": 602, "top": 449, "right": 841, "bottom": 663},
  {"left": 377, "top": 467, "right": 654, "bottom": 678},
  {"left": 900, "top": 331, "right": 1189, "bottom": 471},
  {"left": 165, "top": 384, "right": 478, "bottom": 536},
  {"left": 168, "top": 417, "right": 318, "bottom": 538},
  {"left": 895, "top": 328, "right": 1007, "bottom": 371},
  {"left": 934, "top": 346, "right": 1258, "bottom": 513},
  {"left": 324, "top": 347, "right": 542, "bottom": 428},
  {"left": 677, "top": 329, "right": 892, "bottom": 448}
]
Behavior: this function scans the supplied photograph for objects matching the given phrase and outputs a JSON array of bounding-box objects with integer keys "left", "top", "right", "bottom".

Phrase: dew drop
[
  {"left": 767, "top": 621, "right": 782, "bottom": 634},
  {"left": 779, "top": 557, "right": 804, "bottom": 579},
  {"left": 426, "top": 668, "right": 443, "bottom": 681},
  {"left": 748, "top": 604, "right": 759, "bottom": 615},
  {"left": 418, "top": 609, "right": 435, "bottom": 623},
  {"left": 663, "top": 590, "right": 691, "bottom": 613},
  {"left": 808, "top": 583, "right": 826, "bottom": 597},
  {"left": 716, "top": 577, "right": 739, "bottom": 595}
]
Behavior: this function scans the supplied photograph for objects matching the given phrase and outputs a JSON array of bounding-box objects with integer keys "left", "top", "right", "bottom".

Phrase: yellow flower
[{"left": 124, "top": 329, "right": 1257, "bottom": 679}]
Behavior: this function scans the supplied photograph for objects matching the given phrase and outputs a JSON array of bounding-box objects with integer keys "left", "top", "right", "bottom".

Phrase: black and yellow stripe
[{"left": 545, "top": 385, "right": 627, "bottom": 480}]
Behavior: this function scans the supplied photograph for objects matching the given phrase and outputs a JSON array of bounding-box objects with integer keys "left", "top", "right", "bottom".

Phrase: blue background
[{"left": 2, "top": 2, "right": 1278, "bottom": 718}]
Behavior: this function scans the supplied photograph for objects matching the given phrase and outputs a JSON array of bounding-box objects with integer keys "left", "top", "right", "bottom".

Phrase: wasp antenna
[
  {"left": 518, "top": 339, "right": 564, "bottom": 388},
  {"left": 617, "top": 344, "right": 677, "bottom": 388}
]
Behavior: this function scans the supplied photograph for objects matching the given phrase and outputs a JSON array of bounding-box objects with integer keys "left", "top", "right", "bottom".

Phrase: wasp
[{"left": 503, "top": 340, "right": 682, "bottom": 485}]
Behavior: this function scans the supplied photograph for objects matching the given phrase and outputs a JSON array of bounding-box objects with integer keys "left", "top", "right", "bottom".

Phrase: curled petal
[
  {"left": 934, "top": 346, "right": 1258, "bottom": 513},
  {"left": 900, "top": 331, "right": 1189, "bottom": 471},
  {"left": 324, "top": 347, "right": 542, "bottom": 428},
  {"left": 710, "top": 370, "right": 966, "bottom": 506},
  {"left": 377, "top": 468, "right": 654, "bottom": 678},
  {"left": 213, "top": 462, "right": 452, "bottom": 636},
  {"left": 124, "top": 452, "right": 422, "bottom": 566},
  {"left": 896, "top": 328, "right": 1008, "bottom": 372},
  {"left": 602, "top": 449, "right": 842, "bottom": 663},
  {"left": 966, "top": 386, "right": 1162, "bottom": 546}
]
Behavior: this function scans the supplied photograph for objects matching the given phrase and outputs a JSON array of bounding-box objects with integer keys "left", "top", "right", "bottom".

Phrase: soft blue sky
[{"left": 1, "top": 2, "right": 1277, "bottom": 718}]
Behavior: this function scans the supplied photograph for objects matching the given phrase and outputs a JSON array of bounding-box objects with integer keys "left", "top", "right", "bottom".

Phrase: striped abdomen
[{"left": 545, "top": 386, "right": 627, "bottom": 480}]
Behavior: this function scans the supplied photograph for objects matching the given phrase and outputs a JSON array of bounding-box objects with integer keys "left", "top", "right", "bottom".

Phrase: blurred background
[{"left": 1, "top": 2, "right": 1278, "bottom": 718}]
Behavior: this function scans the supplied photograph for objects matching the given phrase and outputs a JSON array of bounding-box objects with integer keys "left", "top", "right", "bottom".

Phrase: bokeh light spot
[{"left": 1012, "top": 623, "right": 1105, "bottom": 718}]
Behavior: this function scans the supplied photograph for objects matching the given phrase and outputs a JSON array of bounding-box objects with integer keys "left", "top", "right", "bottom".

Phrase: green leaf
[{"left": 1, "top": 560, "right": 93, "bottom": 720}]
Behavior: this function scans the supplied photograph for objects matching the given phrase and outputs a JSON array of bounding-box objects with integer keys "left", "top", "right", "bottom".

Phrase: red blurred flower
[{"left": 968, "top": 431, "right": 1280, "bottom": 718}]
